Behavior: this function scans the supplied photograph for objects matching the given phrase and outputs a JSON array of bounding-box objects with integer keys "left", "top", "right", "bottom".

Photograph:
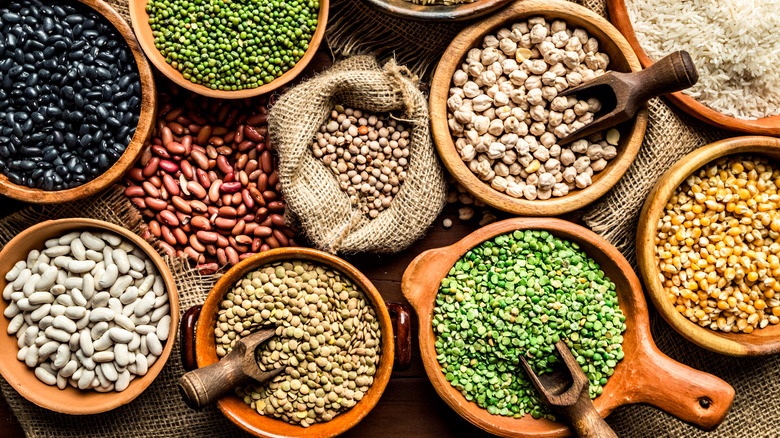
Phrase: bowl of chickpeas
[
  {"left": 637, "top": 136, "right": 780, "bottom": 356},
  {"left": 429, "top": 0, "right": 648, "bottom": 216}
]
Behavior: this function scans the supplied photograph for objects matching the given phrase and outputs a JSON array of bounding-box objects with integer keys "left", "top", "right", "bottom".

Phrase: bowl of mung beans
[
  {"left": 179, "top": 247, "right": 410, "bottom": 438},
  {"left": 402, "top": 217, "right": 734, "bottom": 437},
  {"left": 128, "top": 0, "right": 328, "bottom": 99},
  {"left": 0, "top": 0, "right": 156, "bottom": 203},
  {"left": 637, "top": 136, "right": 780, "bottom": 356},
  {"left": 429, "top": 0, "right": 648, "bottom": 216}
]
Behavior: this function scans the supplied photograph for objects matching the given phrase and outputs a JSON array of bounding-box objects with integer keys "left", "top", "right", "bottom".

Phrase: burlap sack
[{"left": 269, "top": 56, "right": 447, "bottom": 254}]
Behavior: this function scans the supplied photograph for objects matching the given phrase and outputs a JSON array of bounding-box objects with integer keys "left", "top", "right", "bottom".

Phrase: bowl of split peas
[
  {"left": 638, "top": 136, "right": 780, "bottom": 356},
  {"left": 128, "top": 0, "right": 328, "bottom": 99}
]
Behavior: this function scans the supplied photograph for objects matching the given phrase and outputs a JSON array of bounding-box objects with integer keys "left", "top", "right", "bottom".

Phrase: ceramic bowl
[
  {"left": 128, "top": 0, "right": 328, "bottom": 99},
  {"left": 402, "top": 217, "right": 734, "bottom": 437},
  {"left": 362, "top": 0, "right": 513, "bottom": 22},
  {"left": 0, "top": 218, "right": 179, "bottom": 414},
  {"left": 0, "top": 0, "right": 157, "bottom": 204},
  {"left": 429, "top": 0, "right": 648, "bottom": 216},
  {"left": 637, "top": 136, "right": 780, "bottom": 356},
  {"left": 180, "top": 247, "right": 410, "bottom": 438},
  {"left": 607, "top": 0, "right": 780, "bottom": 136}
]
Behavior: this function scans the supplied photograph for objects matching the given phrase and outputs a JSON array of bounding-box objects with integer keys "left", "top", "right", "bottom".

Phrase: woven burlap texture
[
  {"left": 0, "top": 187, "right": 247, "bottom": 437},
  {"left": 269, "top": 56, "right": 447, "bottom": 254}
]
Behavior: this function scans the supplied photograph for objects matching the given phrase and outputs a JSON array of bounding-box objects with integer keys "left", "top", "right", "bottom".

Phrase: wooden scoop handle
[
  {"left": 178, "top": 350, "right": 251, "bottom": 409},
  {"left": 558, "top": 390, "right": 618, "bottom": 438},
  {"left": 634, "top": 51, "right": 698, "bottom": 102}
]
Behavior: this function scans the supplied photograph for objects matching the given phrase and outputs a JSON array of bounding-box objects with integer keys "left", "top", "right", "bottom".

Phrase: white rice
[{"left": 626, "top": 0, "right": 780, "bottom": 120}]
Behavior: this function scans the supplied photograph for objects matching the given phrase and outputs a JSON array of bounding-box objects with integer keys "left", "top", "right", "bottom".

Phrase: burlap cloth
[{"left": 0, "top": 0, "right": 777, "bottom": 437}]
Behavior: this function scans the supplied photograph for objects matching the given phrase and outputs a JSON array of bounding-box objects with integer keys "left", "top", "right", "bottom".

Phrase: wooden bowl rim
[
  {"left": 128, "top": 0, "right": 329, "bottom": 99},
  {"left": 0, "top": 0, "right": 157, "bottom": 204},
  {"left": 362, "top": 0, "right": 514, "bottom": 22},
  {"left": 402, "top": 217, "right": 650, "bottom": 437},
  {"left": 430, "top": 0, "right": 648, "bottom": 216},
  {"left": 0, "top": 218, "right": 179, "bottom": 414},
  {"left": 194, "top": 247, "right": 394, "bottom": 438},
  {"left": 606, "top": 0, "right": 780, "bottom": 135},
  {"left": 636, "top": 135, "right": 780, "bottom": 356}
]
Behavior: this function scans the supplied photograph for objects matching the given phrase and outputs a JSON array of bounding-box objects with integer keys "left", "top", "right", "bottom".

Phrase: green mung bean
[
  {"left": 146, "top": 0, "right": 319, "bottom": 90},
  {"left": 432, "top": 230, "right": 626, "bottom": 420}
]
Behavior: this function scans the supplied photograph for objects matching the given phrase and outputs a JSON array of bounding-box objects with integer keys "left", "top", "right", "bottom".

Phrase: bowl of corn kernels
[{"left": 637, "top": 136, "right": 780, "bottom": 356}]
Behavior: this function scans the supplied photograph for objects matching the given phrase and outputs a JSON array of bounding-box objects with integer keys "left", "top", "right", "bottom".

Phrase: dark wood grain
[{"left": 181, "top": 305, "right": 203, "bottom": 372}]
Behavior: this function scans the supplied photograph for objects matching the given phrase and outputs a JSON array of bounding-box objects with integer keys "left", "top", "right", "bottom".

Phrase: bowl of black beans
[{"left": 0, "top": 0, "right": 156, "bottom": 203}]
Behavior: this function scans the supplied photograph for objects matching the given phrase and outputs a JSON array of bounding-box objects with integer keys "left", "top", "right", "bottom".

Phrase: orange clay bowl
[
  {"left": 637, "top": 136, "right": 780, "bottom": 356},
  {"left": 190, "top": 247, "right": 396, "bottom": 438},
  {"left": 430, "top": 0, "right": 648, "bottom": 217},
  {"left": 607, "top": 0, "right": 780, "bottom": 136},
  {"left": 0, "top": 218, "right": 179, "bottom": 414},
  {"left": 128, "top": 0, "right": 328, "bottom": 99},
  {"left": 0, "top": 0, "right": 156, "bottom": 204},
  {"left": 402, "top": 218, "right": 734, "bottom": 437}
]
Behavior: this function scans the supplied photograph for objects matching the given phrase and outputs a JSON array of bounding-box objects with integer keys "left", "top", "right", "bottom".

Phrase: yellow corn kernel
[
  {"left": 717, "top": 300, "right": 729, "bottom": 310},
  {"left": 773, "top": 307, "right": 780, "bottom": 317},
  {"left": 755, "top": 299, "right": 767, "bottom": 310},
  {"left": 747, "top": 271, "right": 759, "bottom": 282}
]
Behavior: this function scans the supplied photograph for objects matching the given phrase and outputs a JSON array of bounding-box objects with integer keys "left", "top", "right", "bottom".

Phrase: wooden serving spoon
[
  {"left": 178, "top": 326, "right": 284, "bottom": 409},
  {"left": 519, "top": 341, "right": 617, "bottom": 438},
  {"left": 558, "top": 50, "right": 698, "bottom": 145}
]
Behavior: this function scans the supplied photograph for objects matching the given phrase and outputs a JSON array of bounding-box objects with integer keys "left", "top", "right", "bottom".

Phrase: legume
[
  {"left": 216, "top": 260, "right": 381, "bottom": 427},
  {"left": 124, "top": 85, "right": 295, "bottom": 267},
  {"left": 311, "top": 105, "right": 410, "bottom": 218},
  {"left": 656, "top": 155, "right": 780, "bottom": 333},
  {"left": 0, "top": 0, "right": 142, "bottom": 190},
  {"left": 433, "top": 230, "right": 626, "bottom": 419},
  {"left": 3, "top": 231, "right": 169, "bottom": 392},
  {"left": 146, "top": 0, "right": 319, "bottom": 91}
]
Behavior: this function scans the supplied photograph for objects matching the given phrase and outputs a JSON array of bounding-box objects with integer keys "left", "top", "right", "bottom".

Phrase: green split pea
[
  {"left": 432, "top": 230, "right": 627, "bottom": 420},
  {"left": 146, "top": 0, "right": 319, "bottom": 90}
]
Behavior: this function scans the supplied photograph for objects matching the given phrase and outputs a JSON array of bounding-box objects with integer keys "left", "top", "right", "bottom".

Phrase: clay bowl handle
[
  {"left": 626, "top": 341, "right": 734, "bottom": 430},
  {"left": 386, "top": 302, "right": 412, "bottom": 371},
  {"left": 180, "top": 304, "right": 202, "bottom": 372}
]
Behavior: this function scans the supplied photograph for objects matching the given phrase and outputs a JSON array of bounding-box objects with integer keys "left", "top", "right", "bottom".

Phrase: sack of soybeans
[{"left": 269, "top": 56, "right": 447, "bottom": 254}]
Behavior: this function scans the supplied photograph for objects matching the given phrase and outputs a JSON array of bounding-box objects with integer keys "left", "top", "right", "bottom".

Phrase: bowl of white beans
[{"left": 0, "top": 218, "right": 178, "bottom": 414}]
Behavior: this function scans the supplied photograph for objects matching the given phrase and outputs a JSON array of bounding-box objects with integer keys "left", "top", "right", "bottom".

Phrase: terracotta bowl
[
  {"left": 430, "top": 0, "right": 648, "bottom": 216},
  {"left": 607, "top": 0, "right": 780, "bottom": 136},
  {"left": 637, "top": 136, "right": 780, "bottom": 356},
  {"left": 402, "top": 218, "right": 734, "bottom": 437},
  {"left": 180, "top": 247, "right": 410, "bottom": 438},
  {"left": 0, "top": 218, "right": 179, "bottom": 414},
  {"left": 128, "top": 0, "right": 328, "bottom": 99},
  {"left": 362, "top": 0, "right": 513, "bottom": 22},
  {"left": 0, "top": 0, "right": 157, "bottom": 204}
]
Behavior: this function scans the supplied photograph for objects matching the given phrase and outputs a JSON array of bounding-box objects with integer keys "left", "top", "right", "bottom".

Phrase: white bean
[
  {"left": 5, "top": 261, "right": 26, "bottom": 282},
  {"left": 90, "top": 308, "right": 115, "bottom": 322},
  {"left": 79, "top": 328, "right": 94, "bottom": 356},
  {"left": 135, "top": 353, "right": 148, "bottom": 376},
  {"left": 7, "top": 314, "right": 24, "bottom": 334},
  {"left": 98, "top": 264, "right": 118, "bottom": 290},
  {"left": 115, "top": 370, "right": 131, "bottom": 391},
  {"left": 77, "top": 369, "right": 95, "bottom": 389},
  {"left": 93, "top": 351, "right": 115, "bottom": 363},
  {"left": 146, "top": 332, "right": 163, "bottom": 356},
  {"left": 156, "top": 315, "right": 171, "bottom": 342},
  {"left": 53, "top": 315, "right": 77, "bottom": 333},
  {"left": 101, "top": 362, "right": 118, "bottom": 381},
  {"left": 109, "top": 327, "right": 133, "bottom": 344},
  {"left": 115, "top": 343, "right": 130, "bottom": 367},
  {"left": 110, "top": 275, "right": 133, "bottom": 298},
  {"left": 57, "top": 232, "right": 80, "bottom": 245},
  {"left": 35, "top": 367, "right": 57, "bottom": 386},
  {"left": 80, "top": 232, "right": 105, "bottom": 251}
]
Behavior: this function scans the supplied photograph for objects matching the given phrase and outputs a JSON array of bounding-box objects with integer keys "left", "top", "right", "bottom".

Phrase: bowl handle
[
  {"left": 386, "top": 302, "right": 412, "bottom": 371},
  {"left": 625, "top": 340, "right": 735, "bottom": 430},
  {"left": 180, "top": 304, "right": 202, "bottom": 371},
  {"left": 401, "top": 247, "right": 451, "bottom": 311}
]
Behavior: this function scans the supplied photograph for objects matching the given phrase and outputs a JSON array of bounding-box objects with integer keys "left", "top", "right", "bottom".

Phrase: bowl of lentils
[
  {"left": 429, "top": 0, "right": 648, "bottom": 216},
  {"left": 128, "top": 0, "right": 327, "bottom": 99},
  {"left": 0, "top": 0, "right": 156, "bottom": 203},
  {"left": 182, "top": 247, "right": 406, "bottom": 437}
]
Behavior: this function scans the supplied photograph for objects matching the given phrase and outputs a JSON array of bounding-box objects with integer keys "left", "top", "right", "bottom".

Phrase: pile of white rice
[{"left": 626, "top": 0, "right": 780, "bottom": 120}]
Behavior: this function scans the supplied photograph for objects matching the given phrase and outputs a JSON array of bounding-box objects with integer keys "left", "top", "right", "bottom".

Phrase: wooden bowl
[
  {"left": 0, "top": 0, "right": 157, "bottom": 204},
  {"left": 183, "top": 247, "right": 406, "bottom": 438},
  {"left": 637, "top": 136, "right": 780, "bottom": 356},
  {"left": 362, "top": 0, "right": 513, "bottom": 22},
  {"left": 128, "top": 0, "right": 328, "bottom": 99},
  {"left": 0, "top": 218, "right": 179, "bottom": 414},
  {"left": 402, "top": 218, "right": 734, "bottom": 437},
  {"left": 607, "top": 0, "right": 780, "bottom": 136},
  {"left": 430, "top": 0, "right": 648, "bottom": 216}
]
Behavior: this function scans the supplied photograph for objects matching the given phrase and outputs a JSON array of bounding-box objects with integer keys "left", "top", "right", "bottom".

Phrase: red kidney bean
[
  {"left": 163, "top": 174, "right": 180, "bottom": 197},
  {"left": 161, "top": 127, "right": 173, "bottom": 146},
  {"left": 151, "top": 145, "right": 171, "bottom": 159},
  {"left": 197, "top": 125, "right": 212, "bottom": 145},
  {"left": 142, "top": 157, "right": 160, "bottom": 178},
  {"left": 231, "top": 193, "right": 242, "bottom": 205},
  {"left": 187, "top": 181, "right": 207, "bottom": 199},
  {"left": 260, "top": 151, "right": 273, "bottom": 174},
  {"left": 215, "top": 217, "right": 237, "bottom": 230},
  {"left": 239, "top": 171, "right": 249, "bottom": 187},
  {"left": 148, "top": 175, "right": 162, "bottom": 188},
  {"left": 159, "top": 210, "right": 179, "bottom": 227},
  {"left": 180, "top": 160, "right": 194, "bottom": 180},
  {"left": 146, "top": 197, "right": 167, "bottom": 211},
  {"left": 189, "top": 234, "right": 206, "bottom": 252},
  {"left": 218, "top": 206, "right": 237, "bottom": 218},
  {"left": 196, "top": 169, "right": 211, "bottom": 188},
  {"left": 265, "top": 235, "right": 280, "bottom": 249},
  {"left": 196, "top": 230, "right": 218, "bottom": 243},
  {"left": 238, "top": 140, "right": 255, "bottom": 152},
  {"left": 225, "top": 247, "right": 239, "bottom": 265},
  {"left": 219, "top": 182, "right": 242, "bottom": 194},
  {"left": 245, "top": 126, "right": 264, "bottom": 142},
  {"left": 268, "top": 201, "right": 285, "bottom": 212},
  {"left": 270, "top": 214, "right": 285, "bottom": 227},
  {"left": 142, "top": 181, "right": 159, "bottom": 198},
  {"left": 216, "top": 248, "right": 228, "bottom": 266},
  {"left": 208, "top": 180, "right": 222, "bottom": 203},
  {"left": 159, "top": 160, "right": 179, "bottom": 173},
  {"left": 169, "top": 122, "right": 185, "bottom": 135},
  {"left": 171, "top": 197, "right": 191, "bottom": 214},
  {"left": 190, "top": 216, "right": 211, "bottom": 230},
  {"left": 167, "top": 142, "right": 187, "bottom": 155},
  {"left": 262, "top": 191, "right": 277, "bottom": 202},
  {"left": 216, "top": 155, "right": 232, "bottom": 174},
  {"left": 161, "top": 225, "right": 177, "bottom": 246},
  {"left": 241, "top": 189, "right": 254, "bottom": 209},
  {"left": 164, "top": 107, "right": 184, "bottom": 122},
  {"left": 127, "top": 168, "right": 144, "bottom": 182},
  {"left": 173, "top": 227, "right": 188, "bottom": 245},
  {"left": 254, "top": 226, "right": 273, "bottom": 238},
  {"left": 273, "top": 229, "right": 289, "bottom": 247},
  {"left": 190, "top": 150, "right": 209, "bottom": 170},
  {"left": 235, "top": 234, "right": 252, "bottom": 245},
  {"left": 205, "top": 244, "right": 217, "bottom": 256},
  {"left": 125, "top": 185, "right": 145, "bottom": 197},
  {"left": 148, "top": 220, "right": 162, "bottom": 237},
  {"left": 188, "top": 200, "right": 207, "bottom": 214},
  {"left": 215, "top": 234, "right": 229, "bottom": 248},
  {"left": 158, "top": 242, "right": 176, "bottom": 256}
]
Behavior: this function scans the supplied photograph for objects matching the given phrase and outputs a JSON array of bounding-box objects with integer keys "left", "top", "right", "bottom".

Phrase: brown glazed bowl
[
  {"left": 607, "top": 0, "right": 780, "bottom": 136},
  {"left": 430, "top": 0, "right": 648, "bottom": 216},
  {"left": 637, "top": 136, "right": 780, "bottom": 356},
  {"left": 180, "top": 247, "right": 411, "bottom": 438},
  {"left": 402, "top": 218, "right": 734, "bottom": 437},
  {"left": 0, "top": 218, "right": 179, "bottom": 414},
  {"left": 128, "top": 0, "right": 328, "bottom": 99},
  {"left": 0, "top": 0, "right": 157, "bottom": 204}
]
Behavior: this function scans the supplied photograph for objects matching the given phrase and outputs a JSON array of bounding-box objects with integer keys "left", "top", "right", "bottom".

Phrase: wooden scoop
[
  {"left": 519, "top": 341, "right": 617, "bottom": 438},
  {"left": 178, "top": 327, "right": 284, "bottom": 409},
  {"left": 557, "top": 51, "right": 698, "bottom": 145}
]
